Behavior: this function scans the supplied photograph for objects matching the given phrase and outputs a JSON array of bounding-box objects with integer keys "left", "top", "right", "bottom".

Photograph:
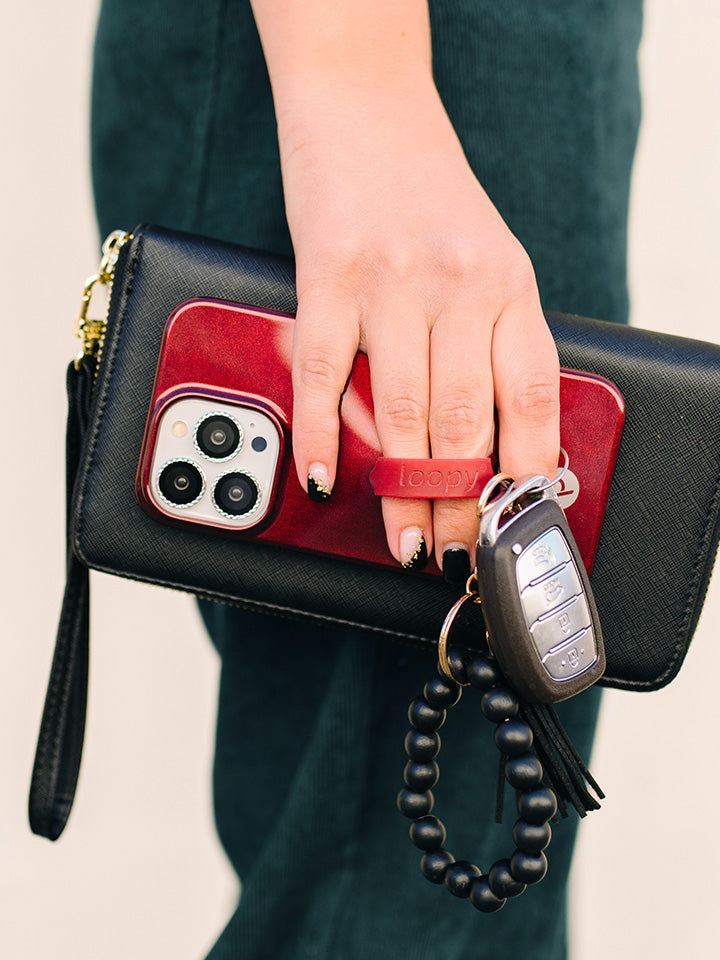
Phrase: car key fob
[{"left": 475, "top": 474, "right": 605, "bottom": 703}]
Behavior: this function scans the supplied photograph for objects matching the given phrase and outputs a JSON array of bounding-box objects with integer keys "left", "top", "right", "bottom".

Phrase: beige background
[{"left": 2, "top": 1, "right": 719, "bottom": 957}]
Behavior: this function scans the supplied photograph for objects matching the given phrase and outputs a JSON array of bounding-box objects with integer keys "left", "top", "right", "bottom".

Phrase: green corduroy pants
[{"left": 92, "top": 2, "right": 642, "bottom": 955}]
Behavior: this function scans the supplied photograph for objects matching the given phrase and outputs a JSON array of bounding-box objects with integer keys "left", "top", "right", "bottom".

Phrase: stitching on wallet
[{"left": 69, "top": 542, "right": 434, "bottom": 647}]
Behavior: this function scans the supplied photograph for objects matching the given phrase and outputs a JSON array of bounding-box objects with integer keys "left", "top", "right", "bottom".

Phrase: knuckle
[
  {"left": 294, "top": 353, "right": 346, "bottom": 392},
  {"left": 492, "top": 244, "right": 538, "bottom": 304},
  {"left": 378, "top": 242, "right": 417, "bottom": 281},
  {"left": 297, "top": 246, "right": 373, "bottom": 303},
  {"left": 436, "top": 238, "right": 486, "bottom": 286},
  {"left": 506, "top": 252, "right": 537, "bottom": 297},
  {"left": 430, "top": 393, "right": 486, "bottom": 446},
  {"left": 506, "top": 374, "right": 559, "bottom": 423},
  {"left": 380, "top": 389, "right": 428, "bottom": 435},
  {"left": 435, "top": 236, "right": 538, "bottom": 306}
]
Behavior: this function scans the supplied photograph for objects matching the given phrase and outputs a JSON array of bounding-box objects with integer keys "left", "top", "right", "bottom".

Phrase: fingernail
[
  {"left": 400, "top": 527, "right": 428, "bottom": 570},
  {"left": 307, "top": 462, "right": 332, "bottom": 502},
  {"left": 442, "top": 543, "right": 471, "bottom": 586}
]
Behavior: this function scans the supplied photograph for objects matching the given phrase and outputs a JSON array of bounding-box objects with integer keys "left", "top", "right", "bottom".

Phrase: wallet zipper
[{"left": 73, "top": 230, "right": 132, "bottom": 370}]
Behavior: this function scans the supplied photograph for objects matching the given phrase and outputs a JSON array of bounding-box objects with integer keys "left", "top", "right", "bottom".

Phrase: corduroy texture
[{"left": 91, "top": 1, "right": 642, "bottom": 956}]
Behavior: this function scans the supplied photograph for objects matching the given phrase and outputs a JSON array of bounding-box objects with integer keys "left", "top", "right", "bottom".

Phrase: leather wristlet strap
[{"left": 29, "top": 360, "right": 94, "bottom": 840}]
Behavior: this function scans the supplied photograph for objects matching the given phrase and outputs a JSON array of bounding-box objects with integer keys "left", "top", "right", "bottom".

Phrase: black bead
[
  {"left": 404, "top": 730, "right": 441, "bottom": 762},
  {"left": 467, "top": 655, "right": 502, "bottom": 691},
  {"left": 409, "top": 816, "right": 446, "bottom": 852},
  {"left": 494, "top": 719, "right": 534, "bottom": 756},
  {"left": 510, "top": 850, "right": 548, "bottom": 885},
  {"left": 444, "top": 860, "right": 482, "bottom": 898},
  {"left": 487, "top": 859, "right": 527, "bottom": 899},
  {"left": 505, "top": 753, "right": 544, "bottom": 790},
  {"left": 396, "top": 788, "right": 434, "bottom": 819},
  {"left": 408, "top": 697, "right": 446, "bottom": 733},
  {"left": 446, "top": 646, "right": 471, "bottom": 685},
  {"left": 517, "top": 787, "right": 558, "bottom": 825},
  {"left": 513, "top": 819, "right": 552, "bottom": 854},
  {"left": 469, "top": 876, "right": 507, "bottom": 913},
  {"left": 424, "top": 675, "right": 462, "bottom": 709},
  {"left": 481, "top": 686, "right": 519, "bottom": 722},
  {"left": 420, "top": 848, "right": 455, "bottom": 884},
  {"left": 404, "top": 760, "right": 439, "bottom": 792}
]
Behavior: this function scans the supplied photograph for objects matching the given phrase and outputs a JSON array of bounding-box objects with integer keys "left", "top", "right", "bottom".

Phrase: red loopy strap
[{"left": 369, "top": 458, "right": 495, "bottom": 499}]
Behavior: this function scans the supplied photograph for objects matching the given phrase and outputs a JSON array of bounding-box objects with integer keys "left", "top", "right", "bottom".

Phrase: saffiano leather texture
[
  {"left": 30, "top": 224, "right": 720, "bottom": 839},
  {"left": 77, "top": 225, "right": 720, "bottom": 689}
]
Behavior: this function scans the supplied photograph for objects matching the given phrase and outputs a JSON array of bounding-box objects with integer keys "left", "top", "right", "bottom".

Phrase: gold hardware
[
  {"left": 476, "top": 473, "right": 513, "bottom": 519},
  {"left": 437, "top": 590, "right": 483, "bottom": 686},
  {"left": 73, "top": 230, "right": 132, "bottom": 368}
]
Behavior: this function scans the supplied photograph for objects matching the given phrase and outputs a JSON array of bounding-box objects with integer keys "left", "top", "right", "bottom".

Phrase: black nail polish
[
  {"left": 443, "top": 547, "right": 471, "bottom": 586},
  {"left": 402, "top": 536, "right": 428, "bottom": 571},
  {"left": 307, "top": 473, "right": 331, "bottom": 502}
]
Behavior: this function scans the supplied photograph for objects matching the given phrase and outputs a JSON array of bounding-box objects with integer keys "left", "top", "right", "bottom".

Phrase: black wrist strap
[{"left": 29, "top": 360, "right": 94, "bottom": 840}]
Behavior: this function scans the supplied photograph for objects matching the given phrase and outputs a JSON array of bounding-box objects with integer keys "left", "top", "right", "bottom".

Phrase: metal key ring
[
  {"left": 476, "top": 450, "right": 570, "bottom": 519},
  {"left": 476, "top": 473, "right": 514, "bottom": 519},
  {"left": 437, "top": 590, "right": 483, "bottom": 686},
  {"left": 534, "top": 446, "right": 570, "bottom": 493}
]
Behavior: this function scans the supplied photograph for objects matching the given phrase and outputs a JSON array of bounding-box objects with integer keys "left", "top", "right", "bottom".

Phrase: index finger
[{"left": 291, "top": 284, "right": 360, "bottom": 498}]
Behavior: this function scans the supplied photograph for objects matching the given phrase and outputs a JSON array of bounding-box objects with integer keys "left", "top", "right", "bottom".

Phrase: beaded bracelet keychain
[{"left": 398, "top": 470, "right": 605, "bottom": 913}]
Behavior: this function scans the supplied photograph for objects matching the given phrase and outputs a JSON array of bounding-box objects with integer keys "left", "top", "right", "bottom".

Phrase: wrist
[
  {"left": 274, "top": 66, "right": 436, "bottom": 129},
  {"left": 274, "top": 70, "right": 442, "bottom": 159},
  {"left": 249, "top": 0, "right": 435, "bottom": 132}
]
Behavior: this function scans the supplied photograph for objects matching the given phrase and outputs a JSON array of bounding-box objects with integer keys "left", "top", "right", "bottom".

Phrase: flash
[{"left": 172, "top": 420, "right": 188, "bottom": 438}]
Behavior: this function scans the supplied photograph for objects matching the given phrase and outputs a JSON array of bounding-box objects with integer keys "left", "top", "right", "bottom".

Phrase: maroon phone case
[{"left": 136, "top": 299, "right": 625, "bottom": 575}]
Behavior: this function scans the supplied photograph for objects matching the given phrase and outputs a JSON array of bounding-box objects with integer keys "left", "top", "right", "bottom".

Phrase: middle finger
[{"left": 428, "top": 298, "right": 495, "bottom": 576}]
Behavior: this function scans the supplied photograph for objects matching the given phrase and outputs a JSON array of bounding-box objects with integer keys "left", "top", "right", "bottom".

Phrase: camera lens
[
  {"left": 158, "top": 460, "right": 204, "bottom": 506},
  {"left": 196, "top": 414, "right": 241, "bottom": 460},
  {"left": 213, "top": 472, "right": 260, "bottom": 517}
]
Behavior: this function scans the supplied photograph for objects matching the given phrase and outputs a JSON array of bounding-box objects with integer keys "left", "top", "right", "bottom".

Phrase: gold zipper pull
[{"left": 73, "top": 230, "right": 132, "bottom": 368}]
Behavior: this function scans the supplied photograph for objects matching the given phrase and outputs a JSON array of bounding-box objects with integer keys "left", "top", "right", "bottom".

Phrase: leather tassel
[{"left": 521, "top": 701, "right": 604, "bottom": 818}]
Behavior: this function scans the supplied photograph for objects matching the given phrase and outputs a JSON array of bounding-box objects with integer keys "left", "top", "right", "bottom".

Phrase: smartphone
[{"left": 136, "top": 299, "right": 625, "bottom": 575}]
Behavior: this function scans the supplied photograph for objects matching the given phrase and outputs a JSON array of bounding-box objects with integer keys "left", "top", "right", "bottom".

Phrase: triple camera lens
[
  {"left": 195, "top": 414, "right": 241, "bottom": 460},
  {"left": 158, "top": 411, "right": 262, "bottom": 519}
]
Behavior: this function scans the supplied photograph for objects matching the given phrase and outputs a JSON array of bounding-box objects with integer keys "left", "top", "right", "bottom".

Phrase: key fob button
[
  {"left": 541, "top": 630, "right": 598, "bottom": 681},
  {"left": 476, "top": 475, "right": 605, "bottom": 702},
  {"left": 515, "top": 528, "right": 572, "bottom": 591},
  {"left": 519, "top": 561, "right": 582, "bottom": 625},
  {"left": 529, "top": 594, "right": 593, "bottom": 658}
]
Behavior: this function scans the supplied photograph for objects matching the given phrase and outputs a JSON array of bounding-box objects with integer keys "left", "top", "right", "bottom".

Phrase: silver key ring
[
  {"left": 534, "top": 446, "right": 570, "bottom": 493},
  {"left": 475, "top": 448, "right": 570, "bottom": 519}
]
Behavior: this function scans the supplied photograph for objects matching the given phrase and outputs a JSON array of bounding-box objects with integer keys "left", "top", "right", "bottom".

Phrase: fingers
[
  {"left": 363, "top": 291, "right": 433, "bottom": 567},
  {"left": 293, "top": 275, "right": 559, "bottom": 578},
  {"left": 292, "top": 260, "right": 557, "bottom": 579},
  {"left": 427, "top": 296, "right": 495, "bottom": 571},
  {"left": 428, "top": 286, "right": 560, "bottom": 578},
  {"left": 291, "top": 281, "right": 359, "bottom": 500},
  {"left": 292, "top": 270, "right": 433, "bottom": 568},
  {"left": 492, "top": 295, "right": 560, "bottom": 481}
]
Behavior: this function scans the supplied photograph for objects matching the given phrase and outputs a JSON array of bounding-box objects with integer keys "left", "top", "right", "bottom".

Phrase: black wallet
[{"left": 30, "top": 224, "right": 720, "bottom": 840}]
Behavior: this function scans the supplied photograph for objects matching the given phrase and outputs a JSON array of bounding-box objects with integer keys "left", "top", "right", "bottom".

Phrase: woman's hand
[{"left": 250, "top": 1, "right": 560, "bottom": 574}]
